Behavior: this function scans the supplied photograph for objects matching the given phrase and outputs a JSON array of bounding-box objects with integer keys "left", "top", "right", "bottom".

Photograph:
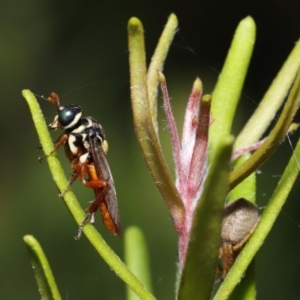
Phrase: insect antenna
[
  {"left": 32, "top": 93, "right": 49, "bottom": 102},
  {"left": 47, "top": 92, "right": 61, "bottom": 108},
  {"left": 33, "top": 92, "right": 61, "bottom": 109}
]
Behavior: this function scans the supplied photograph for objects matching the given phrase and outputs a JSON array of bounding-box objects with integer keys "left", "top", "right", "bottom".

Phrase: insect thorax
[{"left": 64, "top": 117, "right": 107, "bottom": 163}]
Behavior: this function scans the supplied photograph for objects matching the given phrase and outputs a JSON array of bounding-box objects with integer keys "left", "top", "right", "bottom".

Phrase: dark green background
[{"left": 1, "top": 1, "right": 300, "bottom": 299}]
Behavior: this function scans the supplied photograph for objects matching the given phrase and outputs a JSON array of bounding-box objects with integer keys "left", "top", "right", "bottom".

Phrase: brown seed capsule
[{"left": 218, "top": 198, "right": 260, "bottom": 279}]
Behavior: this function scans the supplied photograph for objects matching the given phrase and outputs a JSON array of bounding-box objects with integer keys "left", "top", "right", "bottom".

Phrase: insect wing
[{"left": 89, "top": 134, "right": 122, "bottom": 235}]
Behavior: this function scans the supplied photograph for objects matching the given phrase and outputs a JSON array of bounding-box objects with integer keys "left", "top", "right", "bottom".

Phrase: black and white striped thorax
[{"left": 66, "top": 117, "right": 108, "bottom": 157}]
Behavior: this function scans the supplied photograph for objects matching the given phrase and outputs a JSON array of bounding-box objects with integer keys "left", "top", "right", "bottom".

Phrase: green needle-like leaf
[
  {"left": 178, "top": 136, "right": 234, "bottom": 300},
  {"left": 210, "top": 17, "right": 256, "bottom": 155},
  {"left": 230, "top": 67, "right": 300, "bottom": 189},
  {"left": 24, "top": 235, "right": 62, "bottom": 300},
  {"left": 22, "top": 90, "right": 85, "bottom": 223},
  {"left": 234, "top": 39, "right": 300, "bottom": 150},
  {"left": 128, "top": 16, "right": 185, "bottom": 227},
  {"left": 125, "top": 226, "right": 153, "bottom": 300},
  {"left": 147, "top": 13, "right": 178, "bottom": 132}
]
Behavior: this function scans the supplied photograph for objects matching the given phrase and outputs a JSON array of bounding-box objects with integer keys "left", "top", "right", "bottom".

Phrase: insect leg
[
  {"left": 74, "top": 187, "right": 108, "bottom": 240},
  {"left": 38, "top": 134, "right": 68, "bottom": 162},
  {"left": 59, "top": 169, "right": 81, "bottom": 197},
  {"left": 74, "top": 213, "right": 93, "bottom": 240}
]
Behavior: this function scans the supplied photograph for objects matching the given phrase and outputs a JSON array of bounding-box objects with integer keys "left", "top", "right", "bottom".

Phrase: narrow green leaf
[
  {"left": 23, "top": 235, "right": 62, "bottom": 300},
  {"left": 214, "top": 136, "right": 300, "bottom": 300},
  {"left": 178, "top": 136, "right": 234, "bottom": 300},
  {"left": 22, "top": 90, "right": 86, "bottom": 222},
  {"left": 125, "top": 226, "right": 153, "bottom": 300},
  {"left": 23, "top": 90, "right": 155, "bottom": 300},
  {"left": 210, "top": 17, "right": 256, "bottom": 155},
  {"left": 234, "top": 39, "right": 300, "bottom": 150},
  {"left": 128, "top": 17, "right": 185, "bottom": 227},
  {"left": 229, "top": 67, "right": 300, "bottom": 189},
  {"left": 147, "top": 13, "right": 178, "bottom": 132}
]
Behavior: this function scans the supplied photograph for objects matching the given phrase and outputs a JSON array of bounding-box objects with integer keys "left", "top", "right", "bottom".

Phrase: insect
[
  {"left": 38, "top": 92, "right": 121, "bottom": 239},
  {"left": 218, "top": 198, "right": 259, "bottom": 279}
]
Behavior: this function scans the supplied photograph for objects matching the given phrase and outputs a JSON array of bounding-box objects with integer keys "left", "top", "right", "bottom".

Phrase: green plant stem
[
  {"left": 24, "top": 235, "right": 62, "bottom": 300},
  {"left": 23, "top": 90, "right": 155, "bottom": 300},
  {"left": 125, "top": 227, "right": 153, "bottom": 300},
  {"left": 214, "top": 136, "right": 300, "bottom": 300}
]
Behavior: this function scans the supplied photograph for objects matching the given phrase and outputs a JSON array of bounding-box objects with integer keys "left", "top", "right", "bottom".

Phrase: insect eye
[{"left": 58, "top": 105, "right": 82, "bottom": 128}]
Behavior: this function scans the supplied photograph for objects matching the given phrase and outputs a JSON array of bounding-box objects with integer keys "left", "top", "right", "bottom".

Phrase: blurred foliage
[{"left": 1, "top": 1, "right": 300, "bottom": 299}]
